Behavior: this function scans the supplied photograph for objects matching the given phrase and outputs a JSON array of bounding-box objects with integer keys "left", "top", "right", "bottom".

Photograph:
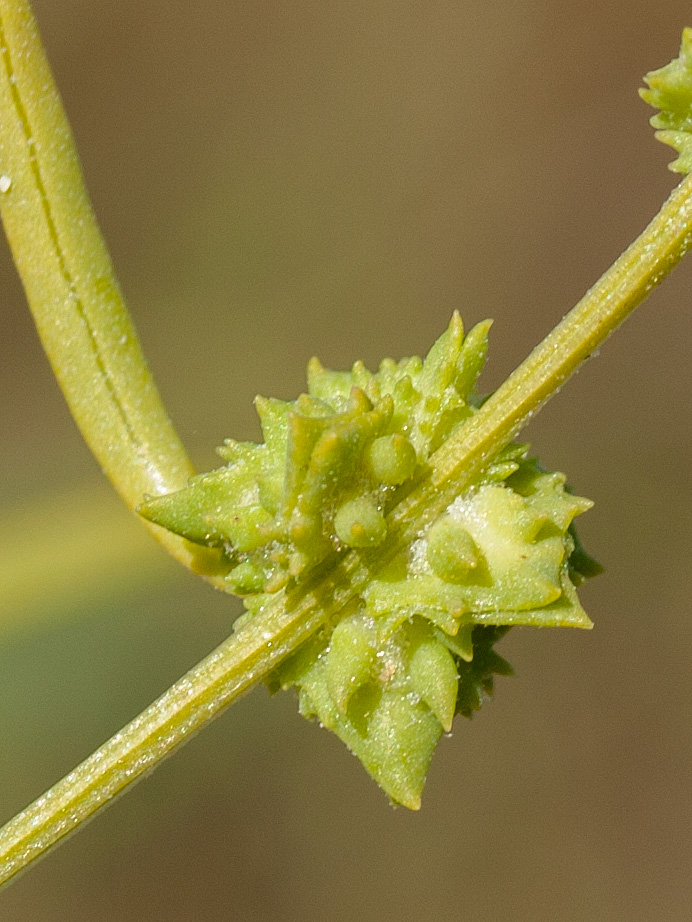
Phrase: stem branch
[
  {"left": 431, "top": 171, "right": 692, "bottom": 493},
  {"left": 0, "top": 586, "right": 327, "bottom": 887}
]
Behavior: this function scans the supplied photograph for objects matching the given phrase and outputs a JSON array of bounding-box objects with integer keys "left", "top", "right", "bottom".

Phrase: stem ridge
[{"left": 0, "top": 17, "right": 136, "bottom": 446}]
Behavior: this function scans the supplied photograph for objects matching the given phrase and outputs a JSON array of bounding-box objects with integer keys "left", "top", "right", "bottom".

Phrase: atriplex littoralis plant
[{"left": 1, "top": 0, "right": 692, "bottom": 887}]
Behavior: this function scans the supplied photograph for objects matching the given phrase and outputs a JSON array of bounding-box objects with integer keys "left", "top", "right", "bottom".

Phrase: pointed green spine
[
  {"left": 139, "top": 315, "right": 596, "bottom": 806},
  {"left": 641, "top": 27, "right": 692, "bottom": 173}
]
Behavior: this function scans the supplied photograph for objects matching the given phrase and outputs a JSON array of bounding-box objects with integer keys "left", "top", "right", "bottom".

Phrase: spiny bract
[
  {"left": 140, "top": 314, "right": 597, "bottom": 808},
  {"left": 641, "top": 27, "right": 692, "bottom": 174}
]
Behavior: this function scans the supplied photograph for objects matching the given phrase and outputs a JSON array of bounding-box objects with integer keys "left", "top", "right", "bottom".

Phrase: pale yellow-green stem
[
  {"left": 0, "top": 581, "right": 332, "bottom": 887},
  {"left": 0, "top": 0, "right": 221, "bottom": 580},
  {"left": 410, "top": 169, "right": 692, "bottom": 524}
]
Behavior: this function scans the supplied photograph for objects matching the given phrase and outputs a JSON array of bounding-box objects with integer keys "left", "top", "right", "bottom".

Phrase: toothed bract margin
[
  {"left": 139, "top": 314, "right": 597, "bottom": 807},
  {"left": 641, "top": 27, "right": 692, "bottom": 173}
]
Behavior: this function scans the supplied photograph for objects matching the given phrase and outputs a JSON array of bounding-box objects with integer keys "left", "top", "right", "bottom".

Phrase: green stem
[
  {"left": 0, "top": 587, "right": 328, "bottom": 888},
  {"left": 3, "top": 169, "right": 692, "bottom": 887},
  {"left": 429, "top": 170, "right": 692, "bottom": 496},
  {"left": 0, "top": 0, "right": 220, "bottom": 580}
]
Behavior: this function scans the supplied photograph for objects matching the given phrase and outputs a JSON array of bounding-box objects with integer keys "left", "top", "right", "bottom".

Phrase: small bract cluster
[
  {"left": 641, "top": 27, "right": 692, "bottom": 173},
  {"left": 140, "top": 315, "right": 597, "bottom": 807}
]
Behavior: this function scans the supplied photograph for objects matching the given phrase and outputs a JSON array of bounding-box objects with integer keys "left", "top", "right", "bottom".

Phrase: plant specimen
[
  {"left": 138, "top": 313, "right": 596, "bottom": 807},
  {"left": 1, "top": 0, "right": 692, "bottom": 888}
]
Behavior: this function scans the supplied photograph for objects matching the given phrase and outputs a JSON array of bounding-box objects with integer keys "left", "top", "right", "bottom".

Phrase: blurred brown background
[{"left": 2, "top": 1, "right": 692, "bottom": 919}]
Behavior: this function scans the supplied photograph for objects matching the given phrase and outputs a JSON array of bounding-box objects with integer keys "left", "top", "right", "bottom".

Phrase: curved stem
[
  {"left": 0, "top": 0, "right": 220, "bottom": 580},
  {"left": 3, "top": 168, "right": 692, "bottom": 886}
]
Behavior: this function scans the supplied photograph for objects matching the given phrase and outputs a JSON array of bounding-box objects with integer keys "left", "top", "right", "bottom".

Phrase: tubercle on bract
[{"left": 138, "top": 313, "right": 598, "bottom": 808}]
